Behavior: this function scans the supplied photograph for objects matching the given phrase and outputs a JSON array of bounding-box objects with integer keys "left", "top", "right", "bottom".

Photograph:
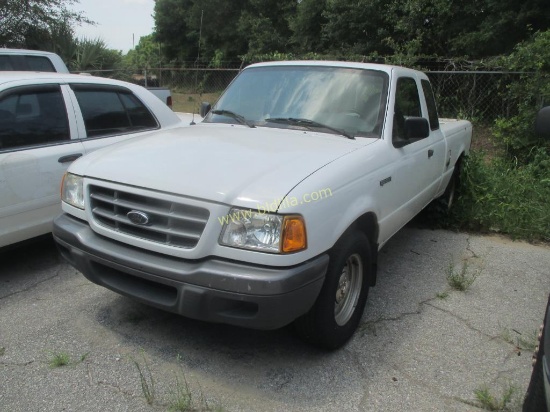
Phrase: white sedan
[{"left": 0, "top": 72, "right": 188, "bottom": 248}]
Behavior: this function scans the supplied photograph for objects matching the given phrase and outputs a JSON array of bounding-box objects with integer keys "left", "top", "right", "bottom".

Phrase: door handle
[
  {"left": 58, "top": 153, "right": 83, "bottom": 163},
  {"left": 428, "top": 149, "right": 434, "bottom": 158}
]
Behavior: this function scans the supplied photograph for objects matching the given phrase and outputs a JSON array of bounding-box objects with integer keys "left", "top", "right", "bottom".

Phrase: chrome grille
[{"left": 89, "top": 185, "right": 209, "bottom": 248}]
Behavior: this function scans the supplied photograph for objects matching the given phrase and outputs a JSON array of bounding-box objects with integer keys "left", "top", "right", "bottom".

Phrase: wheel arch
[{"left": 333, "top": 211, "right": 379, "bottom": 287}]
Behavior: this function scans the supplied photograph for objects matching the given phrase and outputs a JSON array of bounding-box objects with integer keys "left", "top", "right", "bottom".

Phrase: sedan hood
[{"left": 73, "top": 124, "right": 371, "bottom": 208}]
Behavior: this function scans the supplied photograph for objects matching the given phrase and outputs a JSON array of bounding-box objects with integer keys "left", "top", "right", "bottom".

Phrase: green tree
[
  {"left": 383, "top": 0, "right": 550, "bottom": 59},
  {"left": 493, "top": 30, "right": 550, "bottom": 159},
  {"left": 154, "top": 0, "right": 248, "bottom": 63},
  {"left": 238, "top": 0, "right": 296, "bottom": 56},
  {"left": 70, "top": 38, "right": 122, "bottom": 71},
  {"left": 289, "top": 0, "right": 328, "bottom": 53},
  {"left": 125, "top": 35, "right": 163, "bottom": 69},
  {"left": 296, "top": 0, "right": 550, "bottom": 60},
  {"left": 320, "top": 0, "right": 391, "bottom": 56},
  {"left": 0, "top": 0, "right": 91, "bottom": 48},
  {"left": 153, "top": 0, "right": 195, "bottom": 62},
  {"left": 185, "top": 0, "right": 249, "bottom": 62}
]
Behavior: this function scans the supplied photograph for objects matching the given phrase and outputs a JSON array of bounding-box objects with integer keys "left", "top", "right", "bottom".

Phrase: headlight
[
  {"left": 61, "top": 173, "right": 84, "bottom": 209},
  {"left": 219, "top": 208, "right": 307, "bottom": 253}
]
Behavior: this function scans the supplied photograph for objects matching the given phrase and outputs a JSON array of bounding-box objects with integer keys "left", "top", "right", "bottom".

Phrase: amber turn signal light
[{"left": 281, "top": 216, "right": 307, "bottom": 253}]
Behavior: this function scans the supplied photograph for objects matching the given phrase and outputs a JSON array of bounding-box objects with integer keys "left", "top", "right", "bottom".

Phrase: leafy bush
[
  {"left": 447, "top": 150, "right": 550, "bottom": 241},
  {"left": 492, "top": 30, "right": 550, "bottom": 161}
]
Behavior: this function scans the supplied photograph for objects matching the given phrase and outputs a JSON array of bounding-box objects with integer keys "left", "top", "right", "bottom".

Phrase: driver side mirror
[
  {"left": 404, "top": 117, "right": 430, "bottom": 140},
  {"left": 535, "top": 106, "right": 550, "bottom": 138},
  {"left": 200, "top": 102, "right": 211, "bottom": 118}
]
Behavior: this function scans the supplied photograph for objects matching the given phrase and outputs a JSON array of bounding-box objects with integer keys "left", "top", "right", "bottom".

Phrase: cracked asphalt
[{"left": 1, "top": 226, "right": 549, "bottom": 411}]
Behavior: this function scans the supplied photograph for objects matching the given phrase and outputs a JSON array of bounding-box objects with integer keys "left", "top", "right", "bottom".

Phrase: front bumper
[{"left": 53, "top": 213, "right": 329, "bottom": 330}]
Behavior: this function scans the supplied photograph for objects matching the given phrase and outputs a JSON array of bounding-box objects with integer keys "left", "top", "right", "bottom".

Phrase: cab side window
[
  {"left": 393, "top": 77, "right": 422, "bottom": 147},
  {"left": 26, "top": 56, "right": 56, "bottom": 72},
  {"left": 72, "top": 85, "right": 158, "bottom": 138},
  {"left": 421, "top": 79, "right": 440, "bottom": 131},
  {"left": 0, "top": 85, "right": 70, "bottom": 151}
]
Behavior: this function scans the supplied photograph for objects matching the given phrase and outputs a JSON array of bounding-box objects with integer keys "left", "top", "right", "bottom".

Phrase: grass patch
[
  {"left": 436, "top": 291, "right": 450, "bottom": 300},
  {"left": 131, "top": 352, "right": 155, "bottom": 405},
  {"left": 501, "top": 328, "right": 539, "bottom": 352},
  {"left": 474, "top": 384, "right": 517, "bottom": 411},
  {"left": 446, "top": 261, "right": 477, "bottom": 291},
  {"left": 172, "top": 92, "right": 222, "bottom": 114},
  {"left": 49, "top": 351, "right": 71, "bottom": 368},
  {"left": 445, "top": 149, "right": 550, "bottom": 242},
  {"left": 168, "top": 373, "right": 192, "bottom": 412},
  {"left": 168, "top": 355, "right": 223, "bottom": 412}
]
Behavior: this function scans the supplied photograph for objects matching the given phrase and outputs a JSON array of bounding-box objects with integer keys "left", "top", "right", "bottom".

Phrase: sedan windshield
[{"left": 205, "top": 65, "right": 389, "bottom": 138}]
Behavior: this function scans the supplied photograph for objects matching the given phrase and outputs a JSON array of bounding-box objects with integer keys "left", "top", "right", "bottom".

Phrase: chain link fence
[
  {"left": 83, "top": 67, "right": 529, "bottom": 122},
  {"left": 426, "top": 71, "right": 528, "bottom": 122}
]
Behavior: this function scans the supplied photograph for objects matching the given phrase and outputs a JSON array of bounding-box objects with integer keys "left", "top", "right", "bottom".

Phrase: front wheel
[{"left": 294, "top": 231, "right": 371, "bottom": 349}]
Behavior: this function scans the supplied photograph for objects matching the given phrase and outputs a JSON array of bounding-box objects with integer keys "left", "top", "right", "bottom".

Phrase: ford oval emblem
[{"left": 127, "top": 210, "right": 150, "bottom": 225}]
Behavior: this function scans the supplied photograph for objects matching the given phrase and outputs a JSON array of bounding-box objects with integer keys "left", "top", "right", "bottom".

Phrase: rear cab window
[
  {"left": 0, "top": 55, "right": 56, "bottom": 72},
  {"left": 26, "top": 56, "right": 57, "bottom": 72},
  {"left": 71, "top": 85, "right": 158, "bottom": 138}
]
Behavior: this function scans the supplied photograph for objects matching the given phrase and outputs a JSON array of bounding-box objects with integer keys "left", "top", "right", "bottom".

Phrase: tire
[
  {"left": 294, "top": 231, "right": 371, "bottom": 350},
  {"left": 523, "top": 310, "right": 548, "bottom": 411}
]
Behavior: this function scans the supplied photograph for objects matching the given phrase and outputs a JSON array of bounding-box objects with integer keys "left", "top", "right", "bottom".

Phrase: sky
[{"left": 70, "top": 0, "right": 156, "bottom": 53}]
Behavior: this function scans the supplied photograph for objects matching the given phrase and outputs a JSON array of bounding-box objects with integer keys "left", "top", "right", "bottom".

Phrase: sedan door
[{"left": 0, "top": 83, "right": 83, "bottom": 247}]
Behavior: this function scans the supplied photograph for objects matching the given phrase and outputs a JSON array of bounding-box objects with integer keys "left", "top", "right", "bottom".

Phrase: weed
[
  {"left": 168, "top": 373, "right": 192, "bottom": 412},
  {"left": 474, "top": 384, "right": 517, "bottom": 411},
  {"left": 0, "top": 347, "right": 5, "bottom": 356},
  {"left": 168, "top": 355, "right": 223, "bottom": 412},
  {"left": 501, "top": 328, "right": 538, "bottom": 351},
  {"left": 445, "top": 150, "right": 550, "bottom": 242},
  {"left": 446, "top": 261, "right": 477, "bottom": 291},
  {"left": 436, "top": 291, "right": 450, "bottom": 299},
  {"left": 131, "top": 352, "right": 155, "bottom": 405},
  {"left": 49, "top": 351, "right": 71, "bottom": 368},
  {"left": 517, "top": 330, "right": 538, "bottom": 352}
]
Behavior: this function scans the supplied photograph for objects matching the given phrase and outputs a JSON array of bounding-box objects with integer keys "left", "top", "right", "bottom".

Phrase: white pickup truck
[{"left": 53, "top": 61, "right": 472, "bottom": 349}]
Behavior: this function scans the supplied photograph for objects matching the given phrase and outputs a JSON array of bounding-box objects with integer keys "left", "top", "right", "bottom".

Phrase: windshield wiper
[
  {"left": 265, "top": 117, "right": 355, "bottom": 139},
  {"left": 211, "top": 109, "right": 255, "bottom": 128}
]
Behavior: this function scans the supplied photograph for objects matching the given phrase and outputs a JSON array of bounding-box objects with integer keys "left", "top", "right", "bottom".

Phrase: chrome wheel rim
[{"left": 334, "top": 253, "right": 363, "bottom": 326}]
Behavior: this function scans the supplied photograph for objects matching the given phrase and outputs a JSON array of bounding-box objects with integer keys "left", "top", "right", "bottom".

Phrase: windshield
[{"left": 205, "top": 66, "right": 389, "bottom": 138}]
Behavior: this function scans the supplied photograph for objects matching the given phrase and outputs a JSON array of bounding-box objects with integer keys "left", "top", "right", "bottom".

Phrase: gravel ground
[{"left": 1, "top": 226, "right": 549, "bottom": 412}]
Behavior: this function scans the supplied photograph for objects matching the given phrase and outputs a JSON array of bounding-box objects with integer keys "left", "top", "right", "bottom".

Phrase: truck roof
[{"left": 245, "top": 60, "right": 425, "bottom": 78}]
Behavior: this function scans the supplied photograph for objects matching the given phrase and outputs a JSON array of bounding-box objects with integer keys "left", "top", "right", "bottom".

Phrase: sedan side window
[
  {"left": 392, "top": 77, "right": 423, "bottom": 147},
  {"left": 72, "top": 86, "right": 158, "bottom": 138},
  {"left": 0, "top": 85, "right": 70, "bottom": 151}
]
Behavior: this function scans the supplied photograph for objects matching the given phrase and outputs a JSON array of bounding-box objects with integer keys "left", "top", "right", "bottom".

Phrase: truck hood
[{"left": 74, "top": 123, "right": 372, "bottom": 208}]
